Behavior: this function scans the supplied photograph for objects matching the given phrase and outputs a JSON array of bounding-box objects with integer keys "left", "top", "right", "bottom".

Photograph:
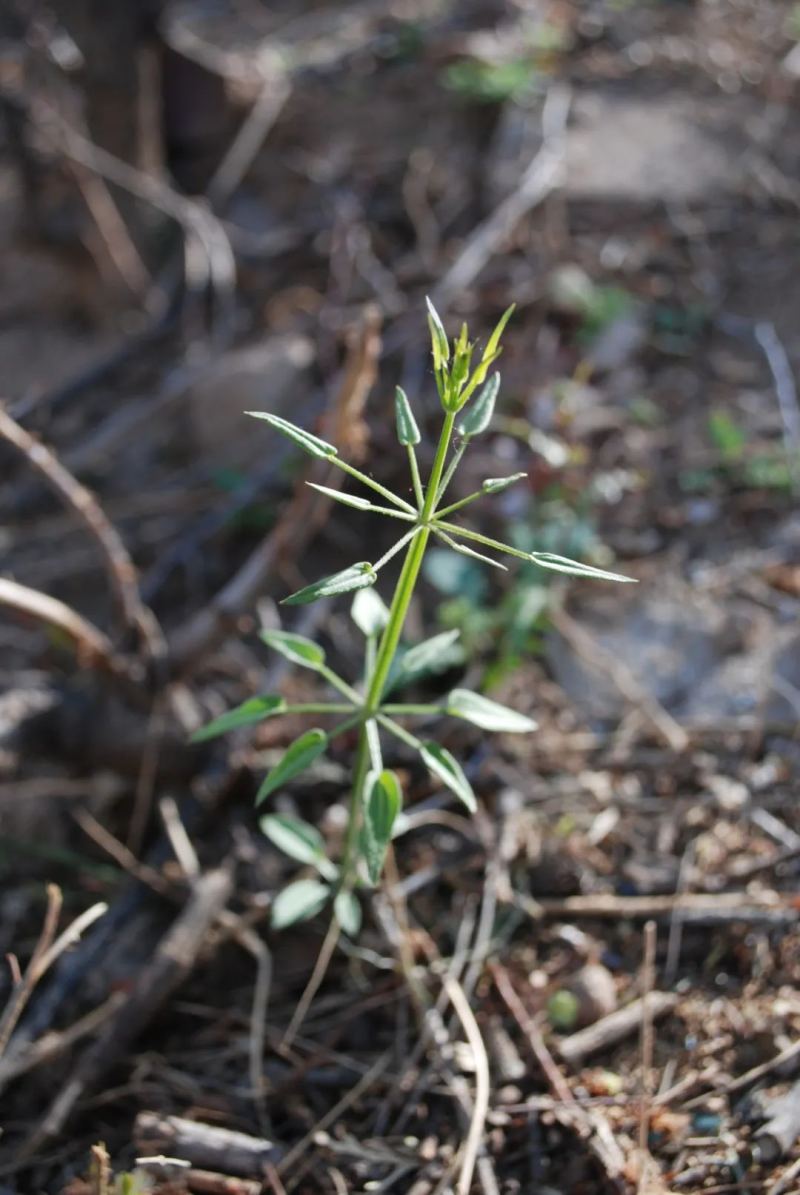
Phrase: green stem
[
  {"left": 377, "top": 713, "right": 424, "bottom": 750},
  {"left": 434, "top": 520, "right": 533, "bottom": 562},
  {"left": 407, "top": 445, "right": 424, "bottom": 509},
  {"left": 435, "top": 489, "right": 483, "bottom": 520},
  {"left": 332, "top": 459, "right": 417, "bottom": 513},
  {"left": 284, "top": 703, "right": 355, "bottom": 715},
  {"left": 435, "top": 440, "right": 467, "bottom": 505},
  {"left": 382, "top": 703, "right": 443, "bottom": 715},
  {"left": 318, "top": 665, "right": 362, "bottom": 704},
  {"left": 338, "top": 411, "right": 455, "bottom": 884}
]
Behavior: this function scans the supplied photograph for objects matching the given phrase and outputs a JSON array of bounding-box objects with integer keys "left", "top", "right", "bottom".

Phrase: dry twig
[{"left": 16, "top": 868, "right": 232, "bottom": 1161}]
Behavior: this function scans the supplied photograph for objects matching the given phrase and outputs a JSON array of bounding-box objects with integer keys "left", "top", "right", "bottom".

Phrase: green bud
[
  {"left": 426, "top": 296, "right": 450, "bottom": 371},
  {"left": 481, "top": 471, "right": 527, "bottom": 494},
  {"left": 457, "top": 373, "right": 500, "bottom": 437},
  {"left": 395, "top": 386, "right": 421, "bottom": 446}
]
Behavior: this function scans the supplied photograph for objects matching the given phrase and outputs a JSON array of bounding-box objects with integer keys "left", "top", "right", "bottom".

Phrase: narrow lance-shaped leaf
[
  {"left": 245, "top": 412, "right": 337, "bottom": 460},
  {"left": 529, "top": 552, "right": 636, "bottom": 583},
  {"left": 282, "top": 562, "right": 377, "bottom": 606},
  {"left": 457, "top": 372, "right": 500, "bottom": 437},
  {"left": 191, "top": 695, "right": 286, "bottom": 743},
  {"left": 420, "top": 742, "right": 476, "bottom": 813},
  {"left": 255, "top": 728, "right": 328, "bottom": 805},
  {"left": 395, "top": 387, "right": 421, "bottom": 446},
  {"left": 483, "top": 303, "right": 516, "bottom": 362},
  {"left": 426, "top": 296, "right": 450, "bottom": 370},
  {"left": 446, "top": 688, "right": 537, "bottom": 733},
  {"left": 401, "top": 628, "right": 462, "bottom": 676},
  {"left": 306, "top": 483, "right": 372, "bottom": 510},
  {"left": 362, "top": 770, "right": 402, "bottom": 884},
  {"left": 434, "top": 529, "right": 507, "bottom": 571},
  {"left": 271, "top": 879, "right": 330, "bottom": 929},
  {"left": 260, "top": 814, "right": 338, "bottom": 881},
  {"left": 334, "top": 890, "right": 362, "bottom": 937},
  {"left": 259, "top": 629, "right": 326, "bottom": 670},
  {"left": 351, "top": 587, "right": 390, "bottom": 637},
  {"left": 482, "top": 472, "right": 527, "bottom": 494}
]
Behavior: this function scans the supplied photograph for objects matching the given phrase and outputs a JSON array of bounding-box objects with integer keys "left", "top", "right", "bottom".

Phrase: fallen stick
[
  {"left": 0, "top": 577, "right": 135, "bottom": 684},
  {"left": 0, "top": 404, "right": 161, "bottom": 656},
  {"left": 557, "top": 993, "right": 679, "bottom": 1067},
  {"left": 15, "top": 868, "right": 233, "bottom": 1161},
  {"left": 187, "top": 1172, "right": 263, "bottom": 1195},
  {"left": 537, "top": 892, "right": 796, "bottom": 924},
  {"left": 135, "top": 1113, "right": 280, "bottom": 1177}
]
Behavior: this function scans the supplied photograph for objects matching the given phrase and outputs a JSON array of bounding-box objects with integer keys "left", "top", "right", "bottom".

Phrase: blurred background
[{"left": 2, "top": 1, "right": 800, "bottom": 1192}]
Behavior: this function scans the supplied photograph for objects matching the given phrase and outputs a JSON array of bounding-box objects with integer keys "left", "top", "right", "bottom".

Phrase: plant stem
[
  {"left": 338, "top": 412, "right": 455, "bottom": 884},
  {"left": 407, "top": 445, "right": 424, "bottom": 508}
]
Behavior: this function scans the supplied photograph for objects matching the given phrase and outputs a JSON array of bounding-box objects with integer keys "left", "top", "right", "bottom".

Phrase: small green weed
[{"left": 192, "top": 302, "right": 633, "bottom": 930}]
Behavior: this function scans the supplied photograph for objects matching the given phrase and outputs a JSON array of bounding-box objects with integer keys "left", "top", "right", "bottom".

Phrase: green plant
[{"left": 192, "top": 301, "right": 634, "bottom": 930}]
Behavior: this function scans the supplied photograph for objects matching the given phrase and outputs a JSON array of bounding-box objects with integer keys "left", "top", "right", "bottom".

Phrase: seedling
[{"left": 193, "top": 301, "right": 634, "bottom": 931}]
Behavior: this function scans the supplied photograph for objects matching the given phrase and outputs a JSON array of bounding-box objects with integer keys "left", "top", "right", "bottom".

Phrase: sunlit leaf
[
  {"left": 420, "top": 742, "right": 476, "bottom": 812},
  {"left": 426, "top": 296, "right": 450, "bottom": 370},
  {"left": 351, "top": 587, "right": 390, "bottom": 637},
  {"left": 307, "top": 483, "right": 372, "bottom": 510},
  {"left": 245, "top": 412, "right": 337, "bottom": 460},
  {"left": 457, "top": 373, "right": 500, "bottom": 437},
  {"left": 395, "top": 387, "right": 421, "bottom": 446},
  {"left": 529, "top": 552, "right": 636, "bottom": 583},
  {"left": 191, "top": 695, "right": 286, "bottom": 742},
  {"left": 260, "top": 813, "right": 338, "bottom": 880},
  {"left": 334, "top": 890, "right": 362, "bottom": 936},
  {"left": 483, "top": 303, "right": 515, "bottom": 362},
  {"left": 255, "top": 729, "right": 328, "bottom": 805},
  {"left": 436, "top": 532, "right": 507, "bottom": 570},
  {"left": 366, "top": 718, "right": 383, "bottom": 773},
  {"left": 446, "top": 688, "right": 537, "bottom": 733},
  {"left": 271, "top": 878, "right": 330, "bottom": 928},
  {"left": 481, "top": 472, "right": 527, "bottom": 494},
  {"left": 282, "top": 562, "right": 377, "bottom": 606},
  {"left": 401, "top": 629, "right": 461, "bottom": 675},
  {"left": 362, "top": 769, "right": 402, "bottom": 883},
  {"left": 259, "top": 629, "right": 326, "bottom": 670}
]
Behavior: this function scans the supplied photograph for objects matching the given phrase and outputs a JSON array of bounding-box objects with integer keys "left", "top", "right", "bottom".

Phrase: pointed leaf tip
[
  {"left": 446, "top": 688, "right": 537, "bottom": 733},
  {"left": 395, "top": 387, "right": 421, "bottom": 446},
  {"left": 245, "top": 412, "right": 337, "bottom": 459},
  {"left": 191, "top": 695, "right": 286, "bottom": 742},
  {"left": 481, "top": 472, "right": 527, "bottom": 494},
  {"left": 420, "top": 742, "right": 476, "bottom": 813},
  {"left": 425, "top": 297, "right": 450, "bottom": 370},
  {"left": 483, "top": 303, "right": 516, "bottom": 362},
  {"left": 307, "top": 483, "right": 372, "bottom": 511},
  {"left": 258, "top": 628, "right": 326, "bottom": 670},
  {"left": 282, "top": 562, "right": 377, "bottom": 606},
  {"left": 255, "top": 728, "right": 328, "bottom": 805},
  {"left": 529, "top": 552, "right": 637, "bottom": 583}
]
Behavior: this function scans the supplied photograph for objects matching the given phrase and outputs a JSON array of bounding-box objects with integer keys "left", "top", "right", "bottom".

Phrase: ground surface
[{"left": 2, "top": 1, "right": 800, "bottom": 1193}]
